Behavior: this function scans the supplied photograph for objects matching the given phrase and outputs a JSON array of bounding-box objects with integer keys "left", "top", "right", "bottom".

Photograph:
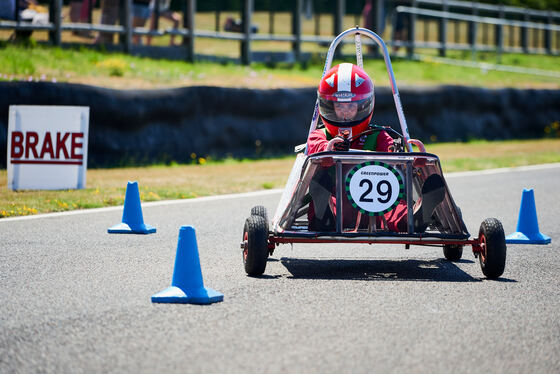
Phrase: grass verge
[
  {"left": 1, "top": 139, "right": 559, "bottom": 218},
  {"left": 1, "top": 42, "right": 559, "bottom": 89}
]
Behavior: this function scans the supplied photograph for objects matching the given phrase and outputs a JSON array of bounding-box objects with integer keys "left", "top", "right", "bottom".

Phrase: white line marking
[
  {"left": 2, "top": 163, "right": 559, "bottom": 223},
  {"left": 0, "top": 189, "right": 283, "bottom": 223},
  {"left": 444, "top": 162, "right": 560, "bottom": 178}
]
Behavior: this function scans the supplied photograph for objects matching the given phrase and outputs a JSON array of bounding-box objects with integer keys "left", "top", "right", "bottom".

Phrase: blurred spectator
[
  {"left": 362, "top": 0, "right": 387, "bottom": 35},
  {"left": 95, "top": 0, "right": 119, "bottom": 44},
  {"left": 132, "top": 0, "right": 152, "bottom": 44},
  {"left": 0, "top": 0, "right": 48, "bottom": 41},
  {"left": 147, "top": 0, "right": 180, "bottom": 46},
  {"left": 69, "top": 0, "right": 83, "bottom": 24},
  {"left": 69, "top": 0, "right": 97, "bottom": 38},
  {"left": 392, "top": 0, "right": 411, "bottom": 52},
  {"left": 0, "top": 0, "right": 16, "bottom": 20},
  {"left": 80, "top": 0, "right": 96, "bottom": 22},
  {"left": 362, "top": 0, "right": 387, "bottom": 53},
  {"left": 361, "top": 0, "right": 411, "bottom": 52}
]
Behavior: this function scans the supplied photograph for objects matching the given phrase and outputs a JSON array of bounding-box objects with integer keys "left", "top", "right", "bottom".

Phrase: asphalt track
[{"left": 1, "top": 164, "right": 559, "bottom": 374}]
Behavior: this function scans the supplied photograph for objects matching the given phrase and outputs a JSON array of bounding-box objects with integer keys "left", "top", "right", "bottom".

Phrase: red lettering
[
  {"left": 39, "top": 132, "right": 55, "bottom": 159},
  {"left": 10, "top": 131, "right": 24, "bottom": 158},
  {"left": 71, "top": 132, "right": 84, "bottom": 160},
  {"left": 56, "top": 132, "right": 69, "bottom": 159},
  {"left": 10, "top": 131, "right": 84, "bottom": 162},
  {"left": 25, "top": 131, "right": 39, "bottom": 159}
]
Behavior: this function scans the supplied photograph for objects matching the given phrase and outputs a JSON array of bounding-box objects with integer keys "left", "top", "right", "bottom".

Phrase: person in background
[
  {"left": 0, "top": 0, "right": 47, "bottom": 41},
  {"left": 147, "top": 0, "right": 180, "bottom": 46},
  {"left": 68, "top": 0, "right": 97, "bottom": 38},
  {"left": 392, "top": 0, "right": 411, "bottom": 52},
  {"left": 0, "top": 0, "right": 16, "bottom": 20},
  {"left": 132, "top": 0, "right": 152, "bottom": 44},
  {"left": 95, "top": 0, "right": 119, "bottom": 44}
]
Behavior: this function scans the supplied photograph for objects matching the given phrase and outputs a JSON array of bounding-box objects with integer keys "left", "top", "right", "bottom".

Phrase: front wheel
[
  {"left": 478, "top": 218, "right": 507, "bottom": 279},
  {"left": 250, "top": 205, "right": 269, "bottom": 231},
  {"left": 443, "top": 245, "right": 463, "bottom": 262},
  {"left": 242, "top": 215, "right": 269, "bottom": 276},
  {"left": 250, "top": 205, "right": 268, "bottom": 221}
]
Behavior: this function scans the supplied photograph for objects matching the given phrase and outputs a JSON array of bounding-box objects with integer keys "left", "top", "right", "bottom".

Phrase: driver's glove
[
  {"left": 327, "top": 137, "right": 349, "bottom": 151},
  {"left": 333, "top": 140, "right": 350, "bottom": 151}
]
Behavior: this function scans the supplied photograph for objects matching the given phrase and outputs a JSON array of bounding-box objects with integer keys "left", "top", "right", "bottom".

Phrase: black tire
[
  {"left": 250, "top": 205, "right": 269, "bottom": 231},
  {"left": 250, "top": 205, "right": 268, "bottom": 221},
  {"left": 478, "top": 218, "right": 507, "bottom": 279},
  {"left": 242, "top": 215, "right": 269, "bottom": 276},
  {"left": 443, "top": 245, "right": 463, "bottom": 261}
]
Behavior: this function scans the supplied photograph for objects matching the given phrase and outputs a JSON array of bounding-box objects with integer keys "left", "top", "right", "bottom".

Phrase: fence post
[
  {"left": 88, "top": 0, "right": 93, "bottom": 23},
  {"left": 119, "top": 0, "right": 132, "bottom": 53},
  {"left": 495, "top": 4, "right": 504, "bottom": 61},
  {"left": 544, "top": 12, "right": 552, "bottom": 55},
  {"left": 241, "top": 0, "right": 253, "bottom": 65},
  {"left": 15, "top": 0, "right": 20, "bottom": 21},
  {"left": 334, "top": 0, "right": 344, "bottom": 36},
  {"left": 49, "top": 0, "right": 62, "bottom": 46},
  {"left": 407, "top": 0, "right": 417, "bottom": 58},
  {"left": 153, "top": 0, "right": 160, "bottom": 33},
  {"left": 557, "top": 20, "right": 560, "bottom": 53},
  {"left": 315, "top": 8, "right": 320, "bottom": 36},
  {"left": 469, "top": 2, "right": 478, "bottom": 60},
  {"left": 215, "top": 0, "right": 220, "bottom": 32},
  {"left": 521, "top": 12, "right": 529, "bottom": 52},
  {"left": 372, "top": 0, "right": 383, "bottom": 33},
  {"left": 468, "top": 1, "right": 477, "bottom": 45},
  {"left": 269, "top": 0, "right": 275, "bottom": 34},
  {"left": 292, "top": 0, "right": 302, "bottom": 63},
  {"left": 368, "top": 0, "right": 383, "bottom": 56},
  {"left": 184, "top": 0, "right": 195, "bottom": 62},
  {"left": 438, "top": 0, "right": 448, "bottom": 57}
]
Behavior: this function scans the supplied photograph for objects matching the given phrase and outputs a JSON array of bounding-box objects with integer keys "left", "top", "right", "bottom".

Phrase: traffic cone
[
  {"left": 152, "top": 226, "right": 223, "bottom": 304},
  {"left": 108, "top": 181, "right": 156, "bottom": 234},
  {"left": 506, "top": 188, "right": 551, "bottom": 244}
]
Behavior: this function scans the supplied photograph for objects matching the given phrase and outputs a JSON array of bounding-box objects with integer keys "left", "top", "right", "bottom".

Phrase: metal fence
[
  {"left": 397, "top": 0, "right": 560, "bottom": 58},
  {"left": 1, "top": 0, "right": 559, "bottom": 65}
]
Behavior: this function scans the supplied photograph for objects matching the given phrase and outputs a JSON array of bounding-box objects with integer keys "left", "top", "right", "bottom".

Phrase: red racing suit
[{"left": 306, "top": 127, "right": 408, "bottom": 232}]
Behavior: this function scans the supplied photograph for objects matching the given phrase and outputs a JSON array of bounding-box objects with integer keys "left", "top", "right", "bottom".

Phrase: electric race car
[{"left": 240, "top": 27, "right": 507, "bottom": 279}]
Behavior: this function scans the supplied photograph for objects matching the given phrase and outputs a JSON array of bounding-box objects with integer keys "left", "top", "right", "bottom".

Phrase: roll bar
[{"left": 305, "top": 27, "right": 413, "bottom": 154}]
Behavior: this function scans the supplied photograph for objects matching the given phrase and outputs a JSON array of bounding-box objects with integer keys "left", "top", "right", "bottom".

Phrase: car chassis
[{"left": 241, "top": 27, "right": 506, "bottom": 279}]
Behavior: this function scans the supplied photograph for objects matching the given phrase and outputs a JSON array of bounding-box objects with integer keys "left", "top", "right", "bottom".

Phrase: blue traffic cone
[
  {"left": 152, "top": 226, "right": 223, "bottom": 304},
  {"left": 108, "top": 181, "right": 156, "bottom": 234},
  {"left": 506, "top": 188, "right": 551, "bottom": 244}
]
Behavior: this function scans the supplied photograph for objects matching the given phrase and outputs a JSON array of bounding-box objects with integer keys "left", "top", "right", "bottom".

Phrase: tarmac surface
[{"left": 1, "top": 164, "right": 559, "bottom": 373}]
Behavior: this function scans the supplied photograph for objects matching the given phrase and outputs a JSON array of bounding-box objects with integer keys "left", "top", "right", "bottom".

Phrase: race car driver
[{"left": 306, "top": 62, "right": 445, "bottom": 233}]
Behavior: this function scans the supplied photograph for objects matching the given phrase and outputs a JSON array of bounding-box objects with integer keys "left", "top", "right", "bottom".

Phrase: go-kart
[{"left": 241, "top": 27, "right": 506, "bottom": 279}]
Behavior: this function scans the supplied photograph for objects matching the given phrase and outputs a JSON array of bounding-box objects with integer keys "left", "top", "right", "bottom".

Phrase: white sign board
[
  {"left": 7, "top": 105, "right": 89, "bottom": 190},
  {"left": 345, "top": 161, "right": 405, "bottom": 216}
]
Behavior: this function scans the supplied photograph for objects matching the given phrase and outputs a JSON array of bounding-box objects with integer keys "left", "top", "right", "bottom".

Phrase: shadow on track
[{"left": 280, "top": 257, "right": 482, "bottom": 282}]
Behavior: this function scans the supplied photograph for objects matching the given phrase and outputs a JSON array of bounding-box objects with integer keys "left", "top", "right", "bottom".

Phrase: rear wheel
[
  {"left": 443, "top": 245, "right": 463, "bottom": 261},
  {"left": 478, "top": 218, "right": 507, "bottom": 279},
  {"left": 242, "top": 215, "right": 269, "bottom": 276}
]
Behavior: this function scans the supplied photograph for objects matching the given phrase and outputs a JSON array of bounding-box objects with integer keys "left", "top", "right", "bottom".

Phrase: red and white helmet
[{"left": 318, "top": 63, "right": 375, "bottom": 138}]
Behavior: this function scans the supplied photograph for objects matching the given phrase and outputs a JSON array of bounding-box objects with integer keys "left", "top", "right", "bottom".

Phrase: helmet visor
[{"left": 319, "top": 96, "right": 374, "bottom": 127}]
